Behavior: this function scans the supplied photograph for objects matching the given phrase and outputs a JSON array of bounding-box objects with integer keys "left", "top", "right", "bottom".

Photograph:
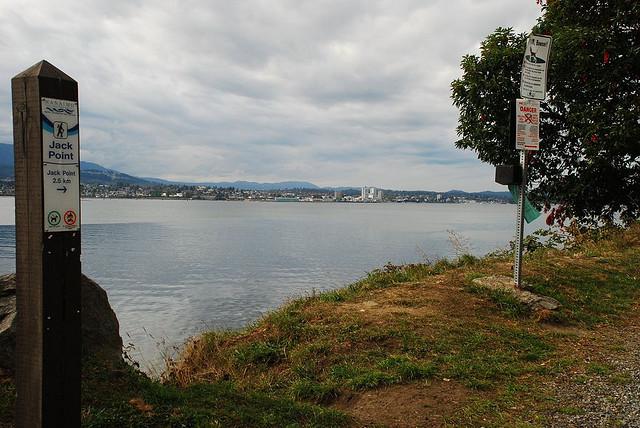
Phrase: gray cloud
[{"left": 0, "top": 0, "right": 541, "bottom": 191}]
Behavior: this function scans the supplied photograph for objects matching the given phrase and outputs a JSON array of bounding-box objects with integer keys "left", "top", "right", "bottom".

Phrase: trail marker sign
[
  {"left": 515, "top": 98, "right": 540, "bottom": 151},
  {"left": 520, "top": 34, "right": 552, "bottom": 100},
  {"left": 42, "top": 97, "right": 80, "bottom": 232}
]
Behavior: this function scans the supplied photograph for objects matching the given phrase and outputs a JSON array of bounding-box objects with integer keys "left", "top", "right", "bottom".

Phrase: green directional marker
[{"left": 508, "top": 185, "right": 541, "bottom": 224}]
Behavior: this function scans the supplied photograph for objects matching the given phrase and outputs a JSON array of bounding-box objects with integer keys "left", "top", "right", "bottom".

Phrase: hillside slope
[{"left": 169, "top": 224, "right": 640, "bottom": 427}]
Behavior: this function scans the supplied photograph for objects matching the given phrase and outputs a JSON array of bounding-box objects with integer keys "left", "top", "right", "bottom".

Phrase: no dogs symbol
[{"left": 63, "top": 210, "right": 77, "bottom": 226}]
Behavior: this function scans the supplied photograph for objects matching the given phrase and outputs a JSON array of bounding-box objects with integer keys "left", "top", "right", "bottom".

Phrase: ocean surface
[{"left": 0, "top": 197, "right": 544, "bottom": 370}]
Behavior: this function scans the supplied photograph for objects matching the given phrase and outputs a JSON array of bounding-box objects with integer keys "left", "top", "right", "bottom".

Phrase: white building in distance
[{"left": 361, "top": 186, "right": 383, "bottom": 202}]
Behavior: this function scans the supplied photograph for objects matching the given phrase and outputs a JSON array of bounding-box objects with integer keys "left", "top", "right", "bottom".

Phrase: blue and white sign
[{"left": 41, "top": 97, "right": 80, "bottom": 232}]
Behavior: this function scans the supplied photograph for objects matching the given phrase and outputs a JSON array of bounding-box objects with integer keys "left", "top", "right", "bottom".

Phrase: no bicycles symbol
[{"left": 63, "top": 210, "right": 77, "bottom": 226}]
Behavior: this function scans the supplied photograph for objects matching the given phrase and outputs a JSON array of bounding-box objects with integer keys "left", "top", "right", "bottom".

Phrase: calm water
[{"left": 0, "top": 197, "right": 544, "bottom": 369}]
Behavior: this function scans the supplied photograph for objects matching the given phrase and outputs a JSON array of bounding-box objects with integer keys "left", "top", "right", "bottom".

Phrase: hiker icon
[{"left": 54, "top": 121, "right": 68, "bottom": 139}]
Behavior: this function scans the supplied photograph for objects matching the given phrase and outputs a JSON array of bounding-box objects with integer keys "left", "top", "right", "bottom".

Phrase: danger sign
[{"left": 515, "top": 98, "right": 540, "bottom": 151}]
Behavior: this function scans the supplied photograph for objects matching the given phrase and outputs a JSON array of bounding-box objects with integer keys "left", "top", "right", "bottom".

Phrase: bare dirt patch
[
  {"left": 335, "top": 276, "right": 489, "bottom": 326},
  {"left": 334, "top": 380, "right": 470, "bottom": 428}
]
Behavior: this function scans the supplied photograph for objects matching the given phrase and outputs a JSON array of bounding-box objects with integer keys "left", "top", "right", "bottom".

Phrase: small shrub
[
  {"left": 457, "top": 253, "right": 480, "bottom": 267},
  {"left": 432, "top": 259, "right": 454, "bottom": 274}
]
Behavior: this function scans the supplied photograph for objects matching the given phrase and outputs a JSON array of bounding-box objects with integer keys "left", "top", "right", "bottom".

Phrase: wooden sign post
[{"left": 12, "top": 60, "right": 81, "bottom": 427}]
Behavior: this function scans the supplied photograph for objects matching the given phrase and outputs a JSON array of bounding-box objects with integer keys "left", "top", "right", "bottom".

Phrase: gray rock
[
  {"left": 472, "top": 275, "right": 561, "bottom": 311},
  {"left": 0, "top": 275, "right": 16, "bottom": 370},
  {"left": 0, "top": 273, "right": 122, "bottom": 371}
]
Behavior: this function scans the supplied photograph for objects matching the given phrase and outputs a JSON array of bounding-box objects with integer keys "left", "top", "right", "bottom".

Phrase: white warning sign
[
  {"left": 515, "top": 98, "right": 540, "bottom": 151},
  {"left": 41, "top": 97, "right": 80, "bottom": 232},
  {"left": 520, "top": 34, "right": 552, "bottom": 100}
]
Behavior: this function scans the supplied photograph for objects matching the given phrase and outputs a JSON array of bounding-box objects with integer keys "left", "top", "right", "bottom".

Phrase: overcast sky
[{"left": 0, "top": 1, "right": 542, "bottom": 191}]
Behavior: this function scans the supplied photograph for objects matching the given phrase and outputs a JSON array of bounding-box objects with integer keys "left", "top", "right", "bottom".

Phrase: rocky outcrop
[
  {"left": 80, "top": 275, "right": 123, "bottom": 363},
  {"left": 0, "top": 275, "right": 16, "bottom": 370},
  {"left": 0, "top": 273, "right": 122, "bottom": 372}
]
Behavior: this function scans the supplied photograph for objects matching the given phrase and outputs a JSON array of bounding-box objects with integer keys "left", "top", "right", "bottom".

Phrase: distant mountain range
[
  {"left": 0, "top": 143, "right": 319, "bottom": 189},
  {"left": 0, "top": 144, "right": 151, "bottom": 185},
  {"left": 0, "top": 143, "right": 510, "bottom": 198},
  {"left": 142, "top": 176, "right": 321, "bottom": 190}
]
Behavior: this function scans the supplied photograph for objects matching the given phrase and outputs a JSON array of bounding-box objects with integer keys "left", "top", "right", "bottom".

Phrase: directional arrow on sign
[{"left": 57, "top": 186, "right": 67, "bottom": 193}]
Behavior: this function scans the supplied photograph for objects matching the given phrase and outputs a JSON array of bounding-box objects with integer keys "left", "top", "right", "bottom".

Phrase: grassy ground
[
  {"left": 0, "top": 357, "right": 348, "bottom": 428},
  {"left": 0, "top": 223, "right": 638, "bottom": 427}
]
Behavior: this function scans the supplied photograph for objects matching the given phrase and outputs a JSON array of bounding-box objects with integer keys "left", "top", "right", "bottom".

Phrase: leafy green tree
[{"left": 451, "top": 0, "right": 640, "bottom": 226}]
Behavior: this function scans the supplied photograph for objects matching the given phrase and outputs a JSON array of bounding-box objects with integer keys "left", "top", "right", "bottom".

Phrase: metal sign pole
[
  {"left": 12, "top": 60, "right": 81, "bottom": 428},
  {"left": 512, "top": 33, "right": 550, "bottom": 289},
  {"left": 514, "top": 150, "right": 527, "bottom": 288}
]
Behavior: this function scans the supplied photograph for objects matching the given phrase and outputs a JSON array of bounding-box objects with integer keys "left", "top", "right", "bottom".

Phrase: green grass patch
[
  {"left": 377, "top": 356, "right": 437, "bottom": 381},
  {"left": 586, "top": 362, "right": 613, "bottom": 376},
  {"left": 0, "top": 380, "right": 15, "bottom": 426},
  {"left": 434, "top": 325, "right": 554, "bottom": 390},
  {"left": 79, "top": 359, "right": 350, "bottom": 428},
  {"left": 233, "top": 340, "right": 287, "bottom": 367},
  {"left": 348, "top": 371, "right": 398, "bottom": 390},
  {"left": 524, "top": 236, "right": 640, "bottom": 326},
  {"left": 557, "top": 406, "right": 584, "bottom": 416},
  {"left": 464, "top": 283, "right": 531, "bottom": 319},
  {"left": 289, "top": 379, "right": 340, "bottom": 403},
  {"left": 609, "top": 372, "right": 633, "bottom": 385},
  {"left": 324, "top": 356, "right": 434, "bottom": 391}
]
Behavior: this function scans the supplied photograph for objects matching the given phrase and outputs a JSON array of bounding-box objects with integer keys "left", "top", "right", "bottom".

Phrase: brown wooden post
[{"left": 12, "top": 60, "right": 81, "bottom": 428}]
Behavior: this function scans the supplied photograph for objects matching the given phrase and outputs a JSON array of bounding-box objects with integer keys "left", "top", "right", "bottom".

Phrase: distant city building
[
  {"left": 334, "top": 191, "right": 343, "bottom": 201},
  {"left": 361, "top": 186, "right": 383, "bottom": 202}
]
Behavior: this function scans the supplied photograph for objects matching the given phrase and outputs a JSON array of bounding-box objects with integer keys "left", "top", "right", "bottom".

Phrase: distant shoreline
[
  {"left": 0, "top": 195, "right": 513, "bottom": 204},
  {"left": 76, "top": 197, "right": 511, "bottom": 204}
]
